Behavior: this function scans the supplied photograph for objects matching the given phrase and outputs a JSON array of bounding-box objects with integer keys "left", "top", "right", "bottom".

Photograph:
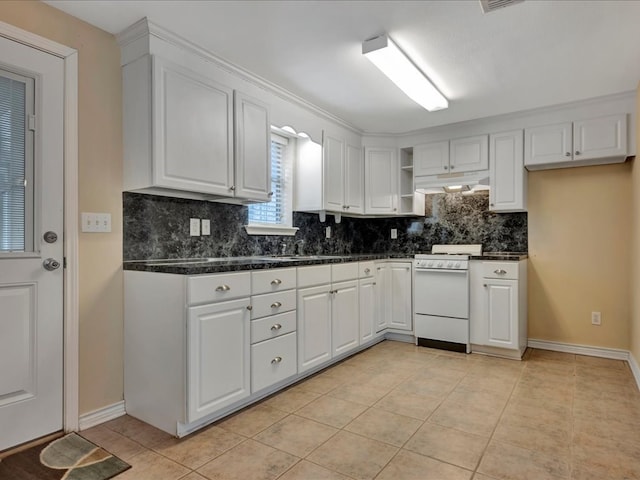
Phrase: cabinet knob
[
  {"left": 229, "top": 185, "right": 236, "bottom": 191},
  {"left": 450, "top": 165, "right": 455, "bottom": 170},
  {"left": 575, "top": 151, "right": 581, "bottom": 156},
  {"left": 346, "top": 205, "right": 350, "bottom": 210},
  {"left": 271, "top": 356, "right": 283, "bottom": 364},
  {"left": 373, "top": 282, "right": 377, "bottom": 286},
  {"left": 215, "top": 284, "right": 231, "bottom": 292},
  {"left": 271, "top": 301, "right": 282, "bottom": 308},
  {"left": 483, "top": 284, "right": 487, "bottom": 287},
  {"left": 271, "top": 323, "right": 282, "bottom": 331},
  {"left": 443, "top": 165, "right": 449, "bottom": 170},
  {"left": 490, "top": 203, "right": 494, "bottom": 207},
  {"left": 268, "top": 191, "right": 274, "bottom": 196},
  {"left": 393, "top": 208, "right": 397, "bottom": 211},
  {"left": 271, "top": 279, "right": 282, "bottom": 285},
  {"left": 247, "top": 305, "right": 253, "bottom": 310},
  {"left": 494, "top": 269, "right": 507, "bottom": 275},
  {"left": 364, "top": 268, "right": 371, "bottom": 274},
  {"left": 565, "top": 152, "right": 571, "bottom": 157}
]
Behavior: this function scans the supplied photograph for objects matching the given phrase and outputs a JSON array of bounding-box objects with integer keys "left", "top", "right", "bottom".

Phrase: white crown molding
[
  {"left": 117, "top": 17, "right": 362, "bottom": 136},
  {"left": 527, "top": 338, "right": 630, "bottom": 360},
  {"left": 78, "top": 401, "right": 126, "bottom": 431}
]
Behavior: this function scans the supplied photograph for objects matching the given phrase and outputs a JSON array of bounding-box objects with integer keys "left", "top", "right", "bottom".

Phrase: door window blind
[
  {"left": 0, "top": 70, "right": 33, "bottom": 252},
  {"left": 248, "top": 134, "right": 289, "bottom": 225}
]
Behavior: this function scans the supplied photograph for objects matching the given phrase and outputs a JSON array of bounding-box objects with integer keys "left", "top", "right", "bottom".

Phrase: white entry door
[{"left": 0, "top": 36, "right": 64, "bottom": 450}]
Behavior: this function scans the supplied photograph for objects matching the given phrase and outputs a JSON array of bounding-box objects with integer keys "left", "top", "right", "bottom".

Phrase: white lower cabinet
[
  {"left": 332, "top": 280, "right": 360, "bottom": 356},
  {"left": 251, "top": 332, "right": 297, "bottom": 393},
  {"left": 297, "top": 284, "right": 332, "bottom": 373},
  {"left": 359, "top": 277, "right": 377, "bottom": 343},
  {"left": 187, "top": 299, "right": 250, "bottom": 423},
  {"left": 470, "top": 260, "right": 528, "bottom": 359},
  {"left": 375, "top": 262, "right": 413, "bottom": 332}
]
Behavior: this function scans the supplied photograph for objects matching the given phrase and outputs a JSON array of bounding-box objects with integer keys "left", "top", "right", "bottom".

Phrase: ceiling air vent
[{"left": 479, "top": 0, "right": 524, "bottom": 13}]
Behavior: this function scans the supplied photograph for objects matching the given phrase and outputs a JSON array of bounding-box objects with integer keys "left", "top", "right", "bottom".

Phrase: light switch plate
[
  {"left": 81, "top": 212, "right": 111, "bottom": 233},
  {"left": 190, "top": 218, "right": 201, "bottom": 236},
  {"left": 201, "top": 219, "right": 211, "bottom": 235}
]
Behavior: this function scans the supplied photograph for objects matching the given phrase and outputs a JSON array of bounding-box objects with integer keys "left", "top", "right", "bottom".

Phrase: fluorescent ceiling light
[{"left": 363, "top": 34, "right": 448, "bottom": 111}]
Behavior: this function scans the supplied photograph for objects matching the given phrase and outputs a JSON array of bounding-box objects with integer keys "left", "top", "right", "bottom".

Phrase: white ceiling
[{"left": 45, "top": 0, "right": 640, "bottom": 134}]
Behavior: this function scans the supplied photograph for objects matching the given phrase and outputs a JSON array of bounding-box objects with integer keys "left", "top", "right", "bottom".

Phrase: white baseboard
[
  {"left": 78, "top": 401, "right": 126, "bottom": 431},
  {"left": 629, "top": 352, "right": 640, "bottom": 390},
  {"left": 527, "top": 338, "right": 630, "bottom": 361}
]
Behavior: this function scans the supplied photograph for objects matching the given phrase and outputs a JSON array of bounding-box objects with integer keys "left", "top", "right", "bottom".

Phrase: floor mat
[{"left": 0, "top": 433, "right": 130, "bottom": 480}]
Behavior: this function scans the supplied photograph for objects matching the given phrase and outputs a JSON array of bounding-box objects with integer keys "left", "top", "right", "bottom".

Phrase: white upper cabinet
[
  {"left": 489, "top": 130, "right": 527, "bottom": 213},
  {"left": 364, "top": 147, "right": 398, "bottom": 214},
  {"left": 345, "top": 144, "right": 364, "bottom": 214},
  {"left": 234, "top": 92, "right": 271, "bottom": 201},
  {"left": 323, "top": 130, "right": 363, "bottom": 214},
  {"left": 122, "top": 54, "right": 270, "bottom": 201},
  {"left": 414, "top": 135, "right": 488, "bottom": 177},
  {"left": 524, "top": 114, "right": 627, "bottom": 170}
]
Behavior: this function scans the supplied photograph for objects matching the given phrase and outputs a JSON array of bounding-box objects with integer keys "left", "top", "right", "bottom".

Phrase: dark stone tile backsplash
[{"left": 123, "top": 191, "right": 527, "bottom": 260}]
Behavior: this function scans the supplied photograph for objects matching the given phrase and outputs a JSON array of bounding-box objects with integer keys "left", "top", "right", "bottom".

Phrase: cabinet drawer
[
  {"left": 188, "top": 272, "right": 251, "bottom": 305},
  {"left": 251, "top": 289, "right": 296, "bottom": 319},
  {"left": 332, "top": 262, "right": 359, "bottom": 282},
  {"left": 297, "top": 265, "right": 331, "bottom": 288},
  {"left": 251, "top": 332, "right": 297, "bottom": 392},
  {"left": 359, "top": 261, "right": 375, "bottom": 279},
  {"left": 251, "top": 311, "right": 296, "bottom": 344},
  {"left": 482, "top": 262, "right": 518, "bottom": 280},
  {"left": 252, "top": 268, "right": 297, "bottom": 295}
]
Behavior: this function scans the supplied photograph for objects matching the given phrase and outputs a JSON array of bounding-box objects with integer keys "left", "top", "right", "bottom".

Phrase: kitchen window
[{"left": 245, "top": 130, "right": 298, "bottom": 236}]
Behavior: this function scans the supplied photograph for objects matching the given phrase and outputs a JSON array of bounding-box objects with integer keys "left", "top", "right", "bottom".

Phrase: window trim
[{"left": 246, "top": 128, "right": 298, "bottom": 236}]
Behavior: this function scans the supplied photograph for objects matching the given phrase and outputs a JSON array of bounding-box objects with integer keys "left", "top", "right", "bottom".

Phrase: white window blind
[
  {"left": 248, "top": 133, "right": 290, "bottom": 225},
  {"left": 0, "top": 70, "right": 33, "bottom": 252}
]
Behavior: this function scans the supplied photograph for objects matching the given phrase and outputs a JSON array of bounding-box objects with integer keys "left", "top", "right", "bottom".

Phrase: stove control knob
[
  {"left": 455, "top": 262, "right": 461, "bottom": 268},
  {"left": 437, "top": 261, "right": 444, "bottom": 267},
  {"left": 427, "top": 261, "right": 434, "bottom": 267},
  {"left": 417, "top": 261, "right": 424, "bottom": 268},
  {"left": 446, "top": 261, "right": 453, "bottom": 268}
]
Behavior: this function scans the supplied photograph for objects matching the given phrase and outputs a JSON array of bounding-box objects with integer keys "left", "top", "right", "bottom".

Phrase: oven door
[{"left": 414, "top": 268, "right": 469, "bottom": 319}]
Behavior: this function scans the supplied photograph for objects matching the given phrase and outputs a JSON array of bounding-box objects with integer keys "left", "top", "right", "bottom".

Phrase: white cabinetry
[
  {"left": 297, "top": 284, "right": 332, "bottom": 373},
  {"left": 332, "top": 280, "right": 360, "bottom": 356},
  {"left": 414, "top": 135, "right": 488, "bottom": 177},
  {"left": 375, "top": 262, "right": 412, "bottom": 332},
  {"left": 399, "top": 148, "right": 426, "bottom": 216},
  {"left": 489, "top": 130, "right": 527, "bottom": 213},
  {"left": 524, "top": 114, "right": 627, "bottom": 170},
  {"left": 365, "top": 147, "right": 398, "bottom": 214},
  {"left": 122, "top": 54, "right": 270, "bottom": 201},
  {"left": 470, "top": 260, "right": 527, "bottom": 359},
  {"left": 358, "top": 262, "right": 378, "bottom": 344},
  {"left": 323, "top": 129, "right": 364, "bottom": 214}
]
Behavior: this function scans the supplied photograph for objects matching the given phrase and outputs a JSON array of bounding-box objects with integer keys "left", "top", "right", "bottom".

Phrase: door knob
[
  {"left": 43, "top": 231, "right": 58, "bottom": 243},
  {"left": 43, "top": 258, "right": 61, "bottom": 271}
]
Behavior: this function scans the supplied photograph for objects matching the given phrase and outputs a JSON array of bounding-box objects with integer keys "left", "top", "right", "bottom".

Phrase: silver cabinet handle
[
  {"left": 364, "top": 268, "right": 371, "bottom": 274},
  {"left": 268, "top": 191, "right": 274, "bottom": 196},
  {"left": 565, "top": 152, "right": 571, "bottom": 157},
  {"left": 494, "top": 269, "right": 507, "bottom": 275},
  {"left": 271, "top": 356, "right": 282, "bottom": 364},
  {"left": 247, "top": 305, "right": 253, "bottom": 310},
  {"left": 373, "top": 282, "right": 377, "bottom": 286},
  {"left": 216, "top": 285, "right": 231, "bottom": 291},
  {"left": 271, "top": 323, "right": 282, "bottom": 331},
  {"left": 575, "top": 151, "right": 581, "bottom": 156},
  {"left": 43, "top": 258, "right": 60, "bottom": 271},
  {"left": 229, "top": 185, "right": 236, "bottom": 191},
  {"left": 328, "top": 290, "right": 334, "bottom": 294},
  {"left": 271, "top": 301, "right": 282, "bottom": 308},
  {"left": 443, "top": 165, "right": 449, "bottom": 170},
  {"left": 484, "top": 284, "right": 487, "bottom": 287},
  {"left": 271, "top": 279, "right": 282, "bottom": 285},
  {"left": 490, "top": 203, "right": 494, "bottom": 207}
]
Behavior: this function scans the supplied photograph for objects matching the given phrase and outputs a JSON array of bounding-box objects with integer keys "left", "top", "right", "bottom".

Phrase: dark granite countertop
[
  {"left": 470, "top": 253, "right": 528, "bottom": 261},
  {"left": 123, "top": 253, "right": 415, "bottom": 275}
]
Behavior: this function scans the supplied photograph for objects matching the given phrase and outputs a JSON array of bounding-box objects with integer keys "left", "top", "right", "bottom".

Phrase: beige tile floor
[{"left": 84, "top": 341, "right": 640, "bottom": 480}]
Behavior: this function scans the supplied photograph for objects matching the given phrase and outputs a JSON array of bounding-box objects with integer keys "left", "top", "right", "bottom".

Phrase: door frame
[{"left": 0, "top": 21, "right": 80, "bottom": 432}]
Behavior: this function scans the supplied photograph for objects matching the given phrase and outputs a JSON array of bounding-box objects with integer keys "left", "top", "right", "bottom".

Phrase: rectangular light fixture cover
[{"left": 363, "top": 34, "right": 448, "bottom": 111}]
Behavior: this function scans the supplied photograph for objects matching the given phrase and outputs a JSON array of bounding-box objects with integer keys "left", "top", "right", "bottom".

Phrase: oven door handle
[{"left": 415, "top": 269, "right": 468, "bottom": 274}]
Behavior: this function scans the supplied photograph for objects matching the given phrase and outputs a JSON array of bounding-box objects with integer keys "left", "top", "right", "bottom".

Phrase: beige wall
[
  {"left": 0, "top": 2, "right": 123, "bottom": 414},
  {"left": 528, "top": 163, "right": 631, "bottom": 349},
  {"left": 631, "top": 85, "right": 640, "bottom": 363}
]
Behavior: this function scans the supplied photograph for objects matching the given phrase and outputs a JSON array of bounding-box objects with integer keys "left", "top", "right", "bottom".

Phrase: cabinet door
[
  {"left": 375, "top": 265, "right": 389, "bottom": 332},
  {"left": 234, "top": 92, "right": 271, "bottom": 201},
  {"left": 345, "top": 144, "right": 364, "bottom": 214},
  {"left": 297, "top": 285, "right": 332, "bottom": 373},
  {"left": 359, "top": 278, "right": 377, "bottom": 344},
  {"left": 153, "top": 56, "right": 234, "bottom": 195},
  {"left": 364, "top": 148, "right": 398, "bottom": 214},
  {"left": 489, "top": 130, "right": 526, "bottom": 212},
  {"left": 573, "top": 114, "right": 626, "bottom": 161},
  {"left": 324, "top": 134, "right": 345, "bottom": 211},
  {"left": 332, "top": 280, "right": 359, "bottom": 356},
  {"left": 187, "top": 298, "right": 250, "bottom": 423},
  {"left": 450, "top": 135, "right": 489, "bottom": 173},
  {"left": 524, "top": 122, "right": 572, "bottom": 167},
  {"left": 484, "top": 279, "right": 518, "bottom": 350},
  {"left": 388, "top": 263, "right": 412, "bottom": 331},
  {"left": 414, "top": 141, "right": 449, "bottom": 176}
]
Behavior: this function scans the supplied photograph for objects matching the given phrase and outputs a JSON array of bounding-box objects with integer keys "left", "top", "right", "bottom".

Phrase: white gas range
[{"left": 414, "top": 244, "right": 483, "bottom": 353}]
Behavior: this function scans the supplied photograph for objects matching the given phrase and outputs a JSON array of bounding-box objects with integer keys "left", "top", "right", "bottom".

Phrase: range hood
[{"left": 415, "top": 170, "right": 490, "bottom": 194}]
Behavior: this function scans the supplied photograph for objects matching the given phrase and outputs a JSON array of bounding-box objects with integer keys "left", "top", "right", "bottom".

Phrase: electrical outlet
[
  {"left": 190, "top": 218, "right": 201, "bottom": 236},
  {"left": 201, "top": 219, "right": 211, "bottom": 235},
  {"left": 591, "top": 311, "right": 601, "bottom": 325},
  {"left": 325, "top": 226, "right": 331, "bottom": 239},
  {"left": 391, "top": 228, "right": 398, "bottom": 239}
]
